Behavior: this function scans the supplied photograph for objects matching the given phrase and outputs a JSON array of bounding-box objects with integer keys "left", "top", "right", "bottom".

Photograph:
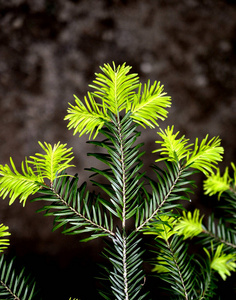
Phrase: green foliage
[
  {"left": 0, "top": 157, "right": 43, "bottom": 206},
  {"left": 154, "top": 126, "right": 224, "bottom": 175},
  {"left": 65, "top": 62, "right": 171, "bottom": 139},
  {"left": 91, "top": 62, "right": 140, "bottom": 114},
  {"left": 65, "top": 93, "right": 110, "bottom": 138},
  {"left": 175, "top": 209, "right": 204, "bottom": 240},
  {"left": 0, "top": 62, "right": 234, "bottom": 299},
  {"left": 143, "top": 215, "right": 178, "bottom": 240},
  {"left": 0, "top": 255, "right": 38, "bottom": 300},
  {"left": 147, "top": 229, "right": 198, "bottom": 298},
  {"left": 135, "top": 162, "right": 196, "bottom": 232},
  {"left": 102, "top": 230, "right": 147, "bottom": 300},
  {"left": 185, "top": 135, "right": 223, "bottom": 175},
  {"left": 0, "top": 224, "right": 10, "bottom": 253},
  {"left": 204, "top": 162, "right": 236, "bottom": 199},
  {"left": 204, "top": 244, "right": 236, "bottom": 281},
  {"left": 0, "top": 142, "right": 74, "bottom": 205},
  {"left": 29, "top": 141, "right": 75, "bottom": 183},
  {"left": 154, "top": 126, "right": 192, "bottom": 163},
  {"left": 126, "top": 80, "right": 171, "bottom": 128},
  {"left": 33, "top": 172, "right": 114, "bottom": 241},
  {"left": 0, "top": 223, "right": 40, "bottom": 299}
]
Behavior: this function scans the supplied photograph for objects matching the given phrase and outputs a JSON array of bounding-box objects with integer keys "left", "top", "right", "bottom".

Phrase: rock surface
[{"left": 0, "top": 0, "right": 236, "bottom": 298}]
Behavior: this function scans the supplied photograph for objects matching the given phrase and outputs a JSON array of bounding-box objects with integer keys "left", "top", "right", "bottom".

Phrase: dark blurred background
[{"left": 0, "top": 0, "right": 236, "bottom": 299}]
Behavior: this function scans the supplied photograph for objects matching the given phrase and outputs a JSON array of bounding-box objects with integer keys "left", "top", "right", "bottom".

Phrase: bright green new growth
[
  {"left": 154, "top": 125, "right": 224, "bottom": 175},
  {"left": 0, "top": 142, "right": 74, "bottom": 205},
  {"left": 204, "top": 244, "right": 236, "bottom": 280},
  {"left": 29, "top": 141, "right": 75, "bottom": 183},
  {"left": 143, "top": 215, "right": 178, "bottom": 241},
  {"left": 0, "top": 224, "right": 10, "bottom": 253},
  {"left": 0, "top": 157, "right": 42, "bottom": 206},
  {"left": 204, "top": 162, "right": 236, "bottom": 199},
  {"left": 0, "top": 62, "right": 235, "bottom": 299},
  {"left": 175, "top": 209, "right": 204, "bottom": 239},
  {"left": 65, "top": 62, "right": 171, "bottom": 138}
]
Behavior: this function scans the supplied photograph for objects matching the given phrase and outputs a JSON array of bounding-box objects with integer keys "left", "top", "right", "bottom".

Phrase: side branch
[
  {"left": 0, "top": 280, "right": 20, "bottom": 300},
  {"left": 117, "top": 118, "right": 127, "bottom": 230},
  {"left": 203, "top": 229, "right": 236, "bottom": 249},
  {"left": 166, "top": 239, "right": 189, "bottom": 300},
  {"left": 52, "top": 187, "right": 115, "bottom": 237},
  {"left": 136, "top": 167, "right": 183, "bottom": 232}
]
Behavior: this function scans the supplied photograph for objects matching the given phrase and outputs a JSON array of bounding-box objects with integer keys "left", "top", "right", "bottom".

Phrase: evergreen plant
[{"left": 0, "top": 63, "right": 235, "bottom": 299}]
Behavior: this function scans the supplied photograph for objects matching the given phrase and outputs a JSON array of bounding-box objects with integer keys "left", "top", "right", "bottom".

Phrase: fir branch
[
  {"left": 65, "top": 93, "right": 110, "bottom": 139},
  {"left": 175, "top": 210, "right": 236, "bottom": 250},
  {"left": 150, "top": 233, "right": 196, "bottom": 299},
  {"left": 185, "top": 135, "right": 224, "bottom": 175},
  {"left": 135, "top": 163, "right": 185, "bottom": 232},
  {"left": 116, "top": 116, "right": 128, "bottom": 230},
  {"left": 204, "top": 244, "right": 236, "bottom": 280},
  {"left": 174, "top": 209, "right": 204, "bottom": 240},
  {"left": 196, "top": 257, "right": 218, "bottom": 300},
  {"left": 50, "top": 184, "right": 115, "bottom": 238},
  {"left": 33, "top": 173, "right": 115, "bottom": 241},
  {"left": 154, "top": 125, "right": 192, "bottom": 163},
  {"left": 154, "top": 126, "right": 224, "bottom": 175},
  {"left": 0, "top": 255, "right": 38, "bottom": 300},
  {"left": 87, "top": 112, "right": 145, "bottom": 227},
  {"left": 90, "top": 62, "right": 140, "bottom": 114},
  {"left": 103, "top": 230, "right": 146, "bottom": 300},
  {"left": 29, "top": 141, "right": 75, "bottom": 184},
  {"left": 128, "top": 80, "right": 171, "bottom": 128},
  {"left": 198, "top": 213, "right": 236, "bottom": 251},
  {"left": 0, "top": 224, "right": 10, "bottom": 253},
  {"left": 0, "top": 157, "right": 43, "bottom": 206},
  {"left": 165, "top": 238, "right": 189, "bottom": 300},
  {"left": 1, "top": 62, "right": 233, "bottom": 299},
  {"left": 203, "top": 164, "right": 236, "bottom": 199}
]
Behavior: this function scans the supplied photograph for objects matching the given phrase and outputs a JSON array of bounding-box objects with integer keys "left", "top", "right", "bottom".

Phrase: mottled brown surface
[{"left": 0, "top": 0, "right": 236, "bottom": 299}]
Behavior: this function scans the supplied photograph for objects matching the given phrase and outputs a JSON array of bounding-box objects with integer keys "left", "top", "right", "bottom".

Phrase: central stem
[
  {"left": 117, "top": 116, "right": 127, "bottom": 230},
  {"left": 123, "top": 234, "right": 129, "bottom": 299},
  {"left": 117, "top": 114, "right": 129, "bottom": 299}
]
